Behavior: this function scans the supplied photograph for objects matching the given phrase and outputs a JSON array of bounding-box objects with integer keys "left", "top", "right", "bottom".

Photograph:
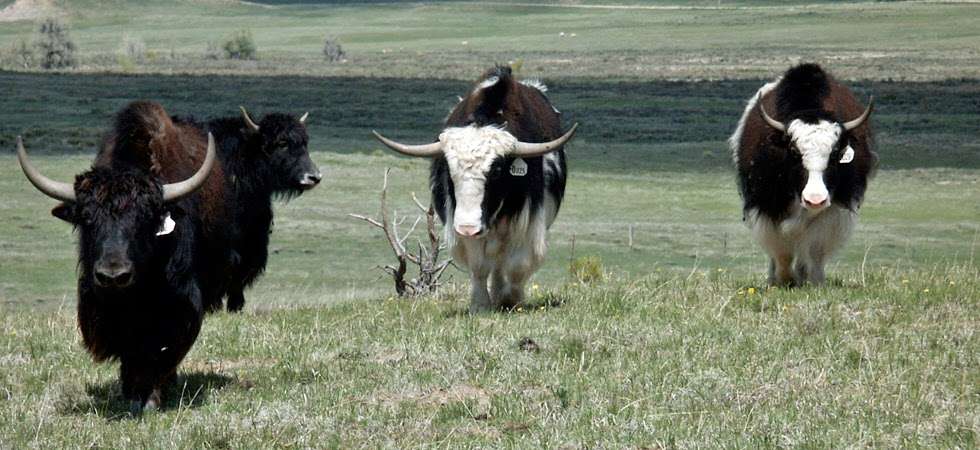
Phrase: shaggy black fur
[
  {"left": 173, "top": 111, "right": 319, "bottom": 312},
  {"left": 48, "top": 101, "right": 214, "bottom": 413}
]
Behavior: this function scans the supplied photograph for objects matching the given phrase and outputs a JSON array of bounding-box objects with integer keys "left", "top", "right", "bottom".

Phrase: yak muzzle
[
  {"left": 454, "top": 224, "right": 484, "bottom": 238},
  {"left": 299, "top": 171, "right": 322, "bottom": 189},
  {"left": 94, "top": 260, "right": 135, "bottom": 289}
]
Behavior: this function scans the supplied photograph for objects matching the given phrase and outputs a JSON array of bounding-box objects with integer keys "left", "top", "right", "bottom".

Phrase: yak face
[
  {"left": 251, "top": 113, "right": 321, "bottom": 197},
  {"left": 784, "top": 114, "right": 857, "bottom": 213},
  {"left": 52, "top": 168, "right": 175, "bottom": 291},
  {"left": 440, "top": 125, "right": 520, "bottom": 238}
]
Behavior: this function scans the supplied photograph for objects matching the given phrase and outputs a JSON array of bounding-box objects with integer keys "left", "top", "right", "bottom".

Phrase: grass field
[
  {"left": 2, "top": 0, "right": 980, "bottom": 80},
  {"left": 0, "top": 1, "right": 978, "bottom": 447},
  {"left": 0, "top": 70, "right": 977, "bottom": 446}
]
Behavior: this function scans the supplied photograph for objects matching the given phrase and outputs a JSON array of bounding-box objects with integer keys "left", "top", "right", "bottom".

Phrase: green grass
[
  {"left": 1, "top": 267, "right": 977, "bottom": 446},
  {"left": 0, "top": 72, "right": 977, "bottom": 446},
  {"left": 2, "top": 1, "right": 979, "bottom": 80},
  {"left": 0, "top": 1, "right": 978, "bottom": 447}
]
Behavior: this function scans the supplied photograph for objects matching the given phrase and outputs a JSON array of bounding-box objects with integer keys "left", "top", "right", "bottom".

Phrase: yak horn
[
  {"left": 511, "top": 123, "right": 579, "bottom": 157},
  {"left": 299, "top": 112, "right": 309, "bottom": 124},
  {"left": 240, "top": 106, "right": 260, "bottom": 132},
  {"left": 372, "top": 131, "right": 443, "bottom": 157},
  {"left": 843, "top": 96, "right": 874, "bottom": 131},
  {"left": 17, "top": 136, "right": 76, "bottom": 202},
  {"left": 757, "top": 95, "right": 786, "bottom": 132},
  {"left": 162, "top": 133, "right": 216, "bottom": 203}
]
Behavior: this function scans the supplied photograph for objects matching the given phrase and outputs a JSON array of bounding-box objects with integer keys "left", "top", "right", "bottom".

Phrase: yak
[
  {"left": 172, "top": 107, "right": 321, "bottom": 312},
  {"left": 730, "top": 63, "right": 876, "bottom": 286},
  {"left": 18, "top": 101, "right": 221, "bottom": 414},
  {"left": 373, "top": 65, "right": 577, "bottom": 312}
]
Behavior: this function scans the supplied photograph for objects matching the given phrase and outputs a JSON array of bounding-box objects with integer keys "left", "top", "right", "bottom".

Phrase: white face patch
[
  {"left": 439, "top": 125, "right": 518, "bottom": 234},
  {"left": 787, "top": 119, "right": 842, "bottom": 210},
  {"left": 840, "top": 145, "right": 854, "bottom": 164},
  {"left": 156, "top": 213, "right": 176, "bottom": 236}
]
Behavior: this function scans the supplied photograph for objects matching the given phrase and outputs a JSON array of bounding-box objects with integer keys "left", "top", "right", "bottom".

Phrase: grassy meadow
[
  {"left": 2, "top": 0, "right": 980, "bottom": 80},
  {"left": 0, "top": 0, "right": 978, "bottom": 448}
]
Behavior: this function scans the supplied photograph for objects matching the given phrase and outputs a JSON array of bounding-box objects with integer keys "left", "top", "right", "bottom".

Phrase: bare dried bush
[
  {"left": 322, "top": 36, "right": 345, "bottom": 62},
  {"left": 350, "top": 169, "right": 452, "bottom": 297}
]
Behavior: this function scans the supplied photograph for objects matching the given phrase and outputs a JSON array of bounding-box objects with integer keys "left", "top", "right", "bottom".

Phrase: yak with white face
[
  {"left": 373, "top": 66, "right": 577, "bottom": 312},
  {"left": 730, "top": 63, "right": 876, "bottom": 286}
]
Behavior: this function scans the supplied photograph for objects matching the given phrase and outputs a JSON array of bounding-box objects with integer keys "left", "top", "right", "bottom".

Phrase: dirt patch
[
  {"left": 181, "top": 357, "right": 279, "bottom": 373},
  {"left": 371, "top": 384, "right": 493, "bottom": 416},
  {"left": 0, "top": 0, "right": 58, "bottom": 22}
]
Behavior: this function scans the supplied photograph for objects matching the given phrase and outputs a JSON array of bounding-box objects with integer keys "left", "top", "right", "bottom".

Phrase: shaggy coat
[
  {"left": 53, "top": 101, "right": 224, "bottom": 412},
  {"left": 731, "top": 63, "right": 876, "bottom": 285},
  {"left": 173, "top": 112, "right": 320, "bottom": 312},
  {"left": 429, "top": 65, "right": 569, "bottom": 311}
]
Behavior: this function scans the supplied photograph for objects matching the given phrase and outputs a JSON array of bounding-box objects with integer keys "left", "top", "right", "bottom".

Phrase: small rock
[{"left": 518, "top": 337, "right": 540, "bottom": 353}]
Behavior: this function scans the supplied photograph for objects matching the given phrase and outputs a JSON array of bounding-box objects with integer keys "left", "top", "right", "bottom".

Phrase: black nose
[{"left": 94, "top": 262, "right": 134, "bottom": 288}]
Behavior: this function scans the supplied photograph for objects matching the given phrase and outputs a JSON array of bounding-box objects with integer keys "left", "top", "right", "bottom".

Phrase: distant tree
[
  {"left": 322, "top": 36, "right": 345, "bottom": 62},
  {"left": 10, "top": 38, "right": 35, "bottom": 69},
  {"left": 222, "top": 30, "right": 257, "bottom": 60},
  {"left": 36, "top": 18, "right": 76, "bottom": 69},
  {"left": 121, "top": 34, "right": 146, "bottom": 63}
]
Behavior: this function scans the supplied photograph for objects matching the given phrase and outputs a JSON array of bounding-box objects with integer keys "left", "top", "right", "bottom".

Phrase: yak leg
[
  {"left": 492, "top": 246, "right": 538, "bottom": 309},
  {"left": 799, "top": 207, "right": 856, "bottom": 285},
  {"left": 226, "top": 283, "right": 245, "bottom": 313},
  {"left": 455, "top": 239, "right": 492, "bottom": 313},
  {"left": 121, "top": 359, "right": 165, "bottom": 415},
  {"left": 469, "top": 271, "right": 492, "bottom": 313},
  {"left": 751, "top": 212, "right": 796, "bottom": 287}
]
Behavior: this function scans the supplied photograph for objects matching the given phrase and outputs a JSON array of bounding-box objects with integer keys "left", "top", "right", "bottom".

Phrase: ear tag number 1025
[{"left": 510, "top": 158, "right": 528, "bottom": 176}]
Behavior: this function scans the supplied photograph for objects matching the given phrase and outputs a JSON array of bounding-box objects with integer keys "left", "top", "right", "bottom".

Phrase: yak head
[
  {"left": 371, "top": 68, "right": 577, "bottom": 238},
  {"left": 240, "top": 107, "right": 321, "bottom": 198},
  {"left": 17, "top": 134, "right": 216, "bottom": 291},
  {"left": 758, "top": 97, "right": 873, "bottom": 213}
]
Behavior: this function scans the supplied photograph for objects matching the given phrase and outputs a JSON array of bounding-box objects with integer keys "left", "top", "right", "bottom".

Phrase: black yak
[
  {"left": 730, "top": 63, "right": 876, "bottom": 286},
  {"left": 173, "top": 107, "right": 321, "bottom": 312},
  {"left": 18, "top": 101, "right": 221, "bottom": 413},
  {"left": 373, "top": 65, "right": 577, "bottom": 312}
]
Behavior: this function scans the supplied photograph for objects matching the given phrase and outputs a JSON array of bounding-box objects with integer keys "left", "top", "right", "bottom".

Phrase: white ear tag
[
  {"left": 510, "top": 158, "right": 528, "bottom": 176},
  {"left": 156, "top": 213, "right": 176, "bottom": 236},
  {"left": 840, "top": 146, "right": 855, "bottom": 164}
]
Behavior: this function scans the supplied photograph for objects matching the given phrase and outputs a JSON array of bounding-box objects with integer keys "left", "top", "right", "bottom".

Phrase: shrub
[
  {"left": 9, "top": 38, "right": 35, "bottom": 69},
  {"left": 204, "top": 41, "right": 222, "bottom": 60},
  {"left": 120, "top": 34, "right": 146, "bottom": 63},
  {"left": 222, "top": 30, "right": 257, "bottom": 60},
  {"left": 36, "top": 18, "right": 76, "bottom": 69},
  {"left": 322, "top": 36, "right": 345, "bottom": 62},
  {"left": 570, "top": 256, "right": 604, "bottom": 284}
]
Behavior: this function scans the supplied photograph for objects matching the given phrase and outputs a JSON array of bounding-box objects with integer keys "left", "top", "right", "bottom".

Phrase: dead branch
[{"left": 349, "top": 168, "right": 452, "bottom": 297}]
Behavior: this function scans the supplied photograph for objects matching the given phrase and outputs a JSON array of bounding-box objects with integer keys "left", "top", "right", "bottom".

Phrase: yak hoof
[
  {"left": 145, "top": 389, "right": 162, "bottom": 412},
  {"left": 227, "top": 295, "right": 245, "bottom": 313}
]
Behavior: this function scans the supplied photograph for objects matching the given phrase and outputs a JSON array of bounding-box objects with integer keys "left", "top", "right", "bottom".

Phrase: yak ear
[
  {"left": 51, "top": 203, "right": 76, "bottom": 224},
  {"left": 166, "top": 204, "right": 187, "bottom": 220}
]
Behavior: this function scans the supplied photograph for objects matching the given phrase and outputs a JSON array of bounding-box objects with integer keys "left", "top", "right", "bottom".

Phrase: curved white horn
[
  {"left": 511, "top": 123, "right": 579, "bottom": 157},
  {"left": 17, "top": 136, "right": 76, "bottom": 202},
  {"left": 240, "top": 106, "right": 260, "bottom": 132},
  {"left": 299, "top": 112, "right": 309, "bottom": 124},
  {"left": 757, "top": 94, "right": 786, "bottom": 132},
  {"left": 162, "top": 133, "right": 216, "bottom": 203},
  {"left": 372, "top": 131, "right": 442, "bottom": 157},
  {"left": 843, "top": 96, "right": 874, "bottom": 131}
]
